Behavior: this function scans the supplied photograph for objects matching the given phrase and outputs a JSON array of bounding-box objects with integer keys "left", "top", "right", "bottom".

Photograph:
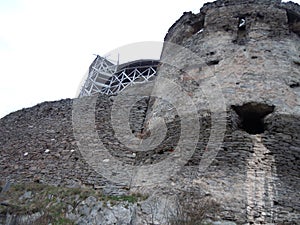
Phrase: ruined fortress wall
[
  {"left": 145, "top": 0, "right": 300, "bottom": 223},
  {"left": 0, "top": 93, "right": 151, "bottom": 189},
  {"left": 0, "top": 99, "right": 104, "bottom": 188},
  {"left": 1, "top": 94, "right": 299, "bottom": 224},
  {"left": 0, "top": 0, "right": 300, "bottom": 224}
]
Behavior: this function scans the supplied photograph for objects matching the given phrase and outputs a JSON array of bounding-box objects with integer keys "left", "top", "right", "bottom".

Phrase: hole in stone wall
[
  {"left": 232, "top": 102, "right": 275, "bottom": 134},
  {"left": 187, "top": 17, "right": 205, "bottom": 35},
  {"left": 207, "top": 60, "right": 220, "bottom": 66},
  {"left": 238, "top": 17, "right": 246, "bottom": 31},
  {"left": 273, "top": 200, "right": 279, "bottom": 206},
  {"left": 293, "top": 60, "right": 300, "bottom": 66},
  {"left": 290, "top": 82, "right": 300, "bottom": 88},
  {"left": 206, "top": 51, "right": 216, "bottom": 56},
  {"left": 233, "top": 16, "right": 248, "bottom": 45}
]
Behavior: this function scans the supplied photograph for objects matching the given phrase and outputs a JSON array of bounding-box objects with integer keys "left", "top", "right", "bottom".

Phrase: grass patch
[{"left": 0, "top": 182, "right": 146, "bottom": 225}]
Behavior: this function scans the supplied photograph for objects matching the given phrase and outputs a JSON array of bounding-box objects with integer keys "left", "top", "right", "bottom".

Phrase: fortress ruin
[{"left": 0, "top": 0, "right": 300, "bottom": 224}]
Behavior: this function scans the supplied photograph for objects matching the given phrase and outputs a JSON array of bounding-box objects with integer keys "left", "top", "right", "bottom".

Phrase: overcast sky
[{"left": 0, "top": 0, "right": 299, "bottom": 118}]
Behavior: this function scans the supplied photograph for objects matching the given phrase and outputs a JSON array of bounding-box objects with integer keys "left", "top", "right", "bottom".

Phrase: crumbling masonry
[{"left": 0, "top": 0, "right": 299, "bottom": 224}]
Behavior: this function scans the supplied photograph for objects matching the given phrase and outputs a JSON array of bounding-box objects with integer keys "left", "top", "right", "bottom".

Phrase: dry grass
[{"left": 167, "top": 192, "right": 220, "bottom": 225}]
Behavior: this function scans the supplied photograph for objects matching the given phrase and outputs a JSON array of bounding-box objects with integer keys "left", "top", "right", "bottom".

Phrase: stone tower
[
  {"left": 144, "top": 0, "right": 300, "bottom": 224},
  {"left": 0, "top": 0, "right": 299, "bottom": 224}
]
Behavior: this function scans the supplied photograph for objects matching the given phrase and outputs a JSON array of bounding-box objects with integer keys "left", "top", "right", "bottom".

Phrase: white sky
[{"left": 0, "top": 0, "right": 299, "bottom": 118}]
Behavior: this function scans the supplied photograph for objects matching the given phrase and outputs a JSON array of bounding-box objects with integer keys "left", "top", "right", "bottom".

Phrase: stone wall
[
  {"left": 0, "top": 99, "right": 109, "bottom": 189},
  {"left": 0, "top": 0, "right": 300, "bottom": 224},
  {"left": 149, "top": 0, "right": 300, "bottom": 223},
  {"left": 0, "top": 89, "right": 299, "bottom": 224}
]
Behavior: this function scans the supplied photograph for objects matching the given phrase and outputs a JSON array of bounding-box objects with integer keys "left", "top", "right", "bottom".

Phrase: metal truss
[{"left": 79, "top": 55, "right": 159, "bottom": 97}]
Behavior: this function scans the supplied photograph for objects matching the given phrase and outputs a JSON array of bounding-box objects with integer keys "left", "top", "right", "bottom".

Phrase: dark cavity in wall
[
  {"left": 233, "top": 16, "right": 248, "bottom": 45},
  {"left": 293, "top": 60, "right": 300, "bottom": 66},
  {"left": 207, "top": 59, "right": 220, "bottom": 66},
  {"left": 290, "top": 82, "right": 300, "bottom": 88},
  {"left": 186, "top": 15, "right": 205, "bottom": 35},
  {"left": 232, "top": 102, "right": 275, "bottom": 134}
]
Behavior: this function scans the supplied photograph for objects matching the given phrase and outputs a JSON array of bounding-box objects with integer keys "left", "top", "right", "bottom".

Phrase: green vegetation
[{"left": 0, "top": 182, "right": 146, "bottom": 225}]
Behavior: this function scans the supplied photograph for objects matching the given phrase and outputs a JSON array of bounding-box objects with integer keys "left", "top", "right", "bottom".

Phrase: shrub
[{"left": 168, "top": 192, "right": 220, "bottom": 225}]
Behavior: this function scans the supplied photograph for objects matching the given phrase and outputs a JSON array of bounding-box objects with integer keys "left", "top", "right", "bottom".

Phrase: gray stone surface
[
  {"left": 67, "top": 200, "right": 136, "bottom": 225},
  {"left": 0, "top": 0, "right": 299, "bottom": 224},
  {"left": 151, "top": 0, "right": 300, "bottom": 223}
]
